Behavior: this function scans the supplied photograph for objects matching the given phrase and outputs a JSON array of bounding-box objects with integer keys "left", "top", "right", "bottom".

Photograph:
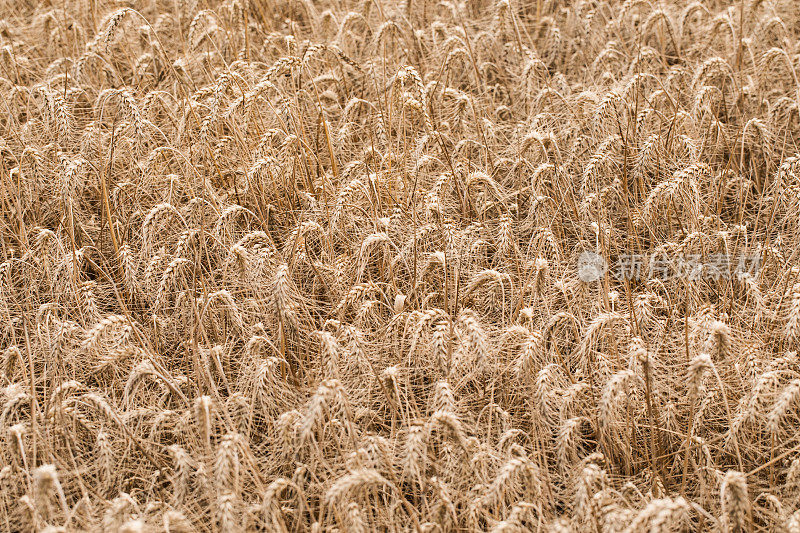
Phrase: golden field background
[{"left": 1, "top": 0, "right": 800, "bottom": 530}]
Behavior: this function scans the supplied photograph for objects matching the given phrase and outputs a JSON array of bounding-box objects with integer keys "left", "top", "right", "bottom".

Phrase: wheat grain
[{"left": 3, "top": 0, "right": 800, "bottom": 528}]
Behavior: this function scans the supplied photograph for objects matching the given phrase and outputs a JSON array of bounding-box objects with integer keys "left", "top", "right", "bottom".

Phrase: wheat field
[{"left": 1, "top": 0, "right": 800, "bottom": 531}]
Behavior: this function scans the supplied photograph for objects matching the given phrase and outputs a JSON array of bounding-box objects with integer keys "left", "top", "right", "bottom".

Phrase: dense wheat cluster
[{"left": 2, "top": 0, "right": 800, "bottom": 530}]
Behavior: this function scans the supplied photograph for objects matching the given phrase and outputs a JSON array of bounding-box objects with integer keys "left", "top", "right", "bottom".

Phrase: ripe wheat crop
[{"left": 1, "top": 0, "right": 800, "bottom": 531}]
